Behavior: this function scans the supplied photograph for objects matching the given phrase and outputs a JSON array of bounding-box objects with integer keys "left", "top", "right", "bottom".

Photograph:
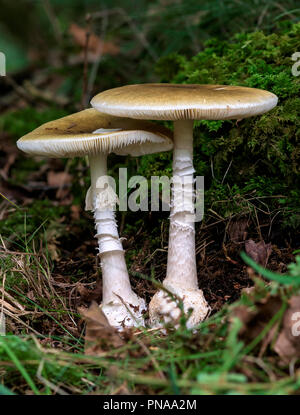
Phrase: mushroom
[
  {"left": 17, "top": 108, "right": 173, "bottom": 329},
  {"left": 91, "top": 83, "right": 278, "bottom": 328}
]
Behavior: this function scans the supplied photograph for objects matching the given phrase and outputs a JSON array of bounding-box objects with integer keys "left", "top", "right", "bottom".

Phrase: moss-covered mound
[{"left": 139, "top": 23, "right": 300, "bottom": 231}]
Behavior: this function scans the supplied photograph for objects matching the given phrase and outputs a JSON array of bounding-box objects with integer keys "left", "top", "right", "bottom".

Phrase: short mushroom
[
  {"left": 17, "top": 108, "right": 173, "bottom": 329},
  {"left": 91, "top": 83, "right": 278, "bottom": 328}
]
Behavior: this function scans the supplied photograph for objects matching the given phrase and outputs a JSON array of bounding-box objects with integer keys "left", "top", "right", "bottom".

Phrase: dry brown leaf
[
  {"left": 47, "top": 243, "right": 60, "bottom": 261},
  {"left": 47, "top": 171, "right": 72, "bottom": 188},
  {"left": 26, "top": 290, "right": 36, "bottom": 302},
  {"left": 47, "top": 171, "right": 73, "bottom": 200},
  {"left": 69, "top": 23, "right": 119, "bottom": 56},
  {"left": 227, "top": 218, "right": 249, "bottom": 243},
  {"left": 71, "top": 205, "right": 81, "bottom": 221},
  {"left": 79, "top": 301, "right": 124, "bottom": 356},
  {"left": 274, "top": 295, "right": 300, "bottom": 362},
  {"left": 245, "top": 239, "right": 272, "bottom": 266},
  {"left": 77, "top": 280, "right": 102, "bottom": 305},
  {"left": 233, "top": 294, "right": 282, "bottom": 354}
]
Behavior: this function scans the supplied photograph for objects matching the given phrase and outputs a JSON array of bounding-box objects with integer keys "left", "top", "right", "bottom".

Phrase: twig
[
  {"left": 268, "top": 210, "right": 281, "bottom": 239},
  {"left": 37, "top": 359, "right": 69, "bottom": 395},
  {"left": 221, "top": 158, "right": 233, "bottom": 185},
  {"left": 273, "top": 2, "right": 298, "bottom": 20},
  {"left": 256, "top": 4, "right": 270, "bottom": 28},
  {"left": 210, "top": 156, "right": 218, "bottom": 182},
  {"left": 0, "top": 272, "right": 6, "bottom": 336},
  {"left": 134, "top": 336, "right": 166, "bottom": 380},
  {"left": 86, "top": 12, "right": 109, "bottom": 101},
  {"left": 42, "top": 0, "right": 63, "bottom": 44},
  {"left": 81, "top": 14, "right": 92, "bottom": 109}
]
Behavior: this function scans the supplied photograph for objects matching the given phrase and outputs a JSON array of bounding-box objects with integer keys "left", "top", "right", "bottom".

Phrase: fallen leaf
[
  {"left": 245, "top": 239, "right": 272, "bottom": 266},
  {"left": 47, "top": 171, "right": 72, "bottom": 188},
  {"left": 233, "top": 294, "right": 282, "bottom": 355},
  {"left": 77, "top": 280, "right": 102, "bottom": 305},
  {"left": 69, "top": 23, "right": 119, "bottom": 56},
  {"left": 47, "top": 243, "right": 60, "bottom": 261},
  {"left": 79, "top": 301, "right": 124, "bottom": 356},
  {"left": 26, "top": 290, "right": 36, "bottom": 302},
  {"left": 47, "top": 171, "right": 72, "bottom": 200},
  {"left": 227, "top": 218, "right": 249, "bottom": 243},
  {"left": 71, "top": 205, "right": 81, "bottom": 221}
]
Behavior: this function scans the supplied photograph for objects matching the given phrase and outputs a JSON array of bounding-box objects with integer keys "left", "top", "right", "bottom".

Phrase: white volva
[
  {"left": 87, "top": 154, "right": 146, "bottom": 328},
  {"left": 149, "top": 121, "right": 209, "bottom": 328}
]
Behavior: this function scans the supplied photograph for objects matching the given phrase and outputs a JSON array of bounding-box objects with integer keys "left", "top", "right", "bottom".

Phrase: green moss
[{"left": 144, "top": 23, "right": 300, "bottom": 229}]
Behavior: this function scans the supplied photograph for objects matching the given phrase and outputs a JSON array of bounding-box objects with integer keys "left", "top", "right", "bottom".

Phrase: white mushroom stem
[
  {"left": 167, "top": 120, "right": 197, "bottom": 287},
  {"left": 149, "top": 120, "right": 209, "bottom": 328},
  {"left": 87, "top": 154, "right": 146, "bottom": 328}
]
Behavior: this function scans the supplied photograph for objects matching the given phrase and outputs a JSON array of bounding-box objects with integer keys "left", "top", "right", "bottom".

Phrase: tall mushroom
[
  {"left": 91, "top": 84, "right": 278, "bottom": 328},
  {"left": 17, "top": 108, "right": 172, "bottom": 329}
]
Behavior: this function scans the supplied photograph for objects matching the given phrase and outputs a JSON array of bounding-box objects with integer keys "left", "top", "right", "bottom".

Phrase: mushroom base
[
  {"left": 149, "top": 282, "right": 210, "bottom": 329},
  {"left": 100, "top": 251, "right": 146, "bottom": 329},
  {"left": 101, "top": 294, "right": 146, "bottom": 330}
]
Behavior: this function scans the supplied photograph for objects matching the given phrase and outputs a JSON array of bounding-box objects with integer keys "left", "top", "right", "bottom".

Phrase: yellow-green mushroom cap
[
  {"left": 17, "top": 108, "right": 173, "bottom": 158},
  {"left": 91, "top": 83, "right": 278, "bottom": 121}
]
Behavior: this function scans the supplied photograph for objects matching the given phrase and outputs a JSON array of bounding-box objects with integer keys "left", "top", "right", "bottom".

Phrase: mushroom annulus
[
  {"left": 91, "top": 84, "right": 278, "bottom": 329},
  {"left": 17, "top": 108, "right": 173, "bottom": 329}
]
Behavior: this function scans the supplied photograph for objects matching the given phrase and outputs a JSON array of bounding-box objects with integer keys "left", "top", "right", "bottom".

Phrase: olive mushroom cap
[
  {"left": 17, "top": 108, "right": 173, "bottom": 158},
  {"left": 91, "top": 83, "right": 278, "bottom": 121}
]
